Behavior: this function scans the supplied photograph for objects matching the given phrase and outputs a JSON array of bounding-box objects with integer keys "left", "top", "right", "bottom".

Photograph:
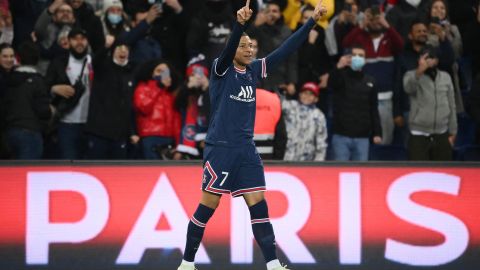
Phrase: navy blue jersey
[{"left": 205, "top": 19, "right": 316, "bottom": 147}]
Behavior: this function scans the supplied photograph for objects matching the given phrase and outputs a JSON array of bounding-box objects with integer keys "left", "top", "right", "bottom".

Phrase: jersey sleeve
[
  {"left": 265, "top": 18, "right": 315, "bottom": 74},
  {"left": 250, "top": 58, "right": 268, "bottom": 80},
  {"left": 214, "top": 22, "right": 246, "bottom": 77}
]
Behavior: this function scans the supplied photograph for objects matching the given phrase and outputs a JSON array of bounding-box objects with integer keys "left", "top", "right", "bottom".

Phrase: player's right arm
[{"left": 214, "top": 0, "right": 252, "bottom": 76}]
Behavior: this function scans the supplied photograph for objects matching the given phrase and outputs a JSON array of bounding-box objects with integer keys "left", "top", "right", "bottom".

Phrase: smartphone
[
  {"left": 193, "top": 66, "right": 204, "bottom": 76},
  {"left": 371, "top": 5, "right": 380, "bottom": 16}
]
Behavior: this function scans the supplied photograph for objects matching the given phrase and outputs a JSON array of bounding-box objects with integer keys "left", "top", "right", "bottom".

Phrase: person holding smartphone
[{"left": 342, "top": 5, "right": 404, "bottom": 148}]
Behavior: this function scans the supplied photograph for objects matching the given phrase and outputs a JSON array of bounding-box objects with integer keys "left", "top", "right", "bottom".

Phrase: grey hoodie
[{"left": 403, "top": 69, "right": 457, "bottom": 135}]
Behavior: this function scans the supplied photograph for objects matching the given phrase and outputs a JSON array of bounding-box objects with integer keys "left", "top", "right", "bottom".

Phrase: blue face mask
[
  {"left": 351, "top": 55, "right": 365, "bottom": 71},
  {"left": 107, "top": 13, "right": 122, "bottom": 25}
]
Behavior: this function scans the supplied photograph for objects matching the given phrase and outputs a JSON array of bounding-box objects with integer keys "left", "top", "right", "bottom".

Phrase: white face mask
[{"left": 406, "top": 0, "right": 422, "bottom": 8}]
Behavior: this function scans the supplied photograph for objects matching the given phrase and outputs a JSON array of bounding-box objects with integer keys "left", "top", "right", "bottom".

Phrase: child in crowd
[{"left": 282, "top": 82, "right": 327, "bottom": 161}]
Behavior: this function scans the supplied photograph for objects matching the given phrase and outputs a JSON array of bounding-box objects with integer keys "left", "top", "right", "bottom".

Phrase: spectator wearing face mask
[
  {"left": 328, "top": 45, "right": 382, "bottom": 161},
  {"left": 100, "top": 0, "right": 132, "bottom": 47},
  {"left": 403, "top": 45, "right": 457, "bottom": 160},
  {"left": 343, "top": 5, "right": 403, "bottom": 146},
  {"left": 133, "top": 59, "right": 182, "bottom": 159},
  {"left": 84, "top": 6, "right": 161, "bottom": 159}
]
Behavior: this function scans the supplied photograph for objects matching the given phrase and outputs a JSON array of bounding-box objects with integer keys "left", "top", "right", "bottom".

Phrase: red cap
[
  {"left": 186, "top": 64, "right": 209, "bottom": 77},
  {"left": 300, "top": 82, "right": 320, "bottom": 97}
]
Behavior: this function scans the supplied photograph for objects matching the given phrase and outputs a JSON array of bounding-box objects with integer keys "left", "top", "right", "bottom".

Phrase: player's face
[{"left": 234, "top": 36, "right": 254, "bottom": 67}]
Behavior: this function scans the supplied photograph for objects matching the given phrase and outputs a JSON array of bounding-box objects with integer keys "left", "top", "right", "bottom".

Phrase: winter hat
[
  {"left": 103, "top": 0, "right": 123, "bottom": 12},
  {"left": 300, "top": 82, "right": 320, "bottom": 97}
]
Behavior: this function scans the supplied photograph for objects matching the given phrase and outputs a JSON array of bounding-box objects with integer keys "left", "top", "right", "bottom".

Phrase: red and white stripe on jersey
[
  {"left": 260, "top": 58, "right": 267, "bottom": 78},
  {"left": 251, "top": 218, "right": 270, "bottom": 224},
  {"left": 234, "top": 66, "right": 246, "bottom": 74},
  {"left": 191, "top": 216, "right": 206, "bottom": 228},
  {"left": 204, "top": 161, "right": 230, "bottom": 195},
  {"left": 231, "top": 186, "right": 266, "bottom": 197}
]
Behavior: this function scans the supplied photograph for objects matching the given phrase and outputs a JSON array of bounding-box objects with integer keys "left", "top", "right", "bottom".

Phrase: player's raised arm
[
  {"left": 215, "top": 0, "right": 253, "bottom": 76},
  {"left": 264, "top": 0, "right": 327, "bottom": 69}
]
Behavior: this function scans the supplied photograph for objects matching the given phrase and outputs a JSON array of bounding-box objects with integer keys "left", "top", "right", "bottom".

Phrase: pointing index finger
[{"left": 245, "top": 0, "right": 250, "bottom": 9}]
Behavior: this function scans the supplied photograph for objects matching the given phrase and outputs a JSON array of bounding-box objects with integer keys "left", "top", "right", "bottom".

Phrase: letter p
[{"left": 26, "top": 172, "right": 109, "bottom": 264}]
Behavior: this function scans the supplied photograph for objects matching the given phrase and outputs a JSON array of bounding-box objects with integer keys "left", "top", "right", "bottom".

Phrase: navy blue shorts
[{"left": 201, "top": 143, "right": 266, "bottom": 197}]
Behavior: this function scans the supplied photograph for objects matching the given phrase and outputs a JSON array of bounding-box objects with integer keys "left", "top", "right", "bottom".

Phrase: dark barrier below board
[{"left": 1, "top": 161, "right": 479, "bottom": 270}]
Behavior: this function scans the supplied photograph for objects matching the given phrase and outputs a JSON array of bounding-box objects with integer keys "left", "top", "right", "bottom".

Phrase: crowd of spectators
[{"left": 0, "top": 0, "right": 479, "bottom": 161}]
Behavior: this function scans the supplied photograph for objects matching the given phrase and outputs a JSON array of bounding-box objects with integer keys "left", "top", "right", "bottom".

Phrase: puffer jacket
[
  {"left": 403, "top": 69, "right": 457, "bottom": 135},
  {"left": 133, "top": 80, "right": 182, "bottom": 142}
]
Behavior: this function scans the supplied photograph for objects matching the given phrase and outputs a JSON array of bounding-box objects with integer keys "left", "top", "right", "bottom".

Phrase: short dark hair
[
  {"left": 346, "top": 44, "right": 366, "bottom": 54},
  {"left": 0, "top": 43, "right": 13, "bottom": 54},
  {"left": 17, "top": 41, "right": 39, "bottom": 66},
  {"left": 409, "top": 18, "right": 428, "bottom": 32}
]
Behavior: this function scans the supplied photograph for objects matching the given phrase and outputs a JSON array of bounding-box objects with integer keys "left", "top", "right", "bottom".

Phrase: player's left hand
[
  {"left": 237, "top": 0, "right": 253, "bottom": 25},
  {"left": 312, "top": 0, "right": 328, "bottom": 21}
]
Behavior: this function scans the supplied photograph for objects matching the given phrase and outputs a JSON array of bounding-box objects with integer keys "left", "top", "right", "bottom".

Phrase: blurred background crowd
[{"left": 0, "top": 0, "right": 479, "bottom": 161}]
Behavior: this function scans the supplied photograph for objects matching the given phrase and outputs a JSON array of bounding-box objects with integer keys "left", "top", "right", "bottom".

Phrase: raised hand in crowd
[
  {"left": 415, "top": 53, "right": 437, "bottom": 77},
  {"left": 164, "top": 0, "right": 183, "bottom": 14},
  {"left": 48, "top": 0, "right": 65, "bottom": 14},
  {"left": 337, "top": 54, "right": 351, "bottom": 69},
  {"left": 338, "top": 2, "right": 358, "bottom": 25},
  {"left": 105, "top": 34, "right": 115, "bottom": 48},
  {"left": 145, "top": 3, "right": 162, "bottom": 24}
]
